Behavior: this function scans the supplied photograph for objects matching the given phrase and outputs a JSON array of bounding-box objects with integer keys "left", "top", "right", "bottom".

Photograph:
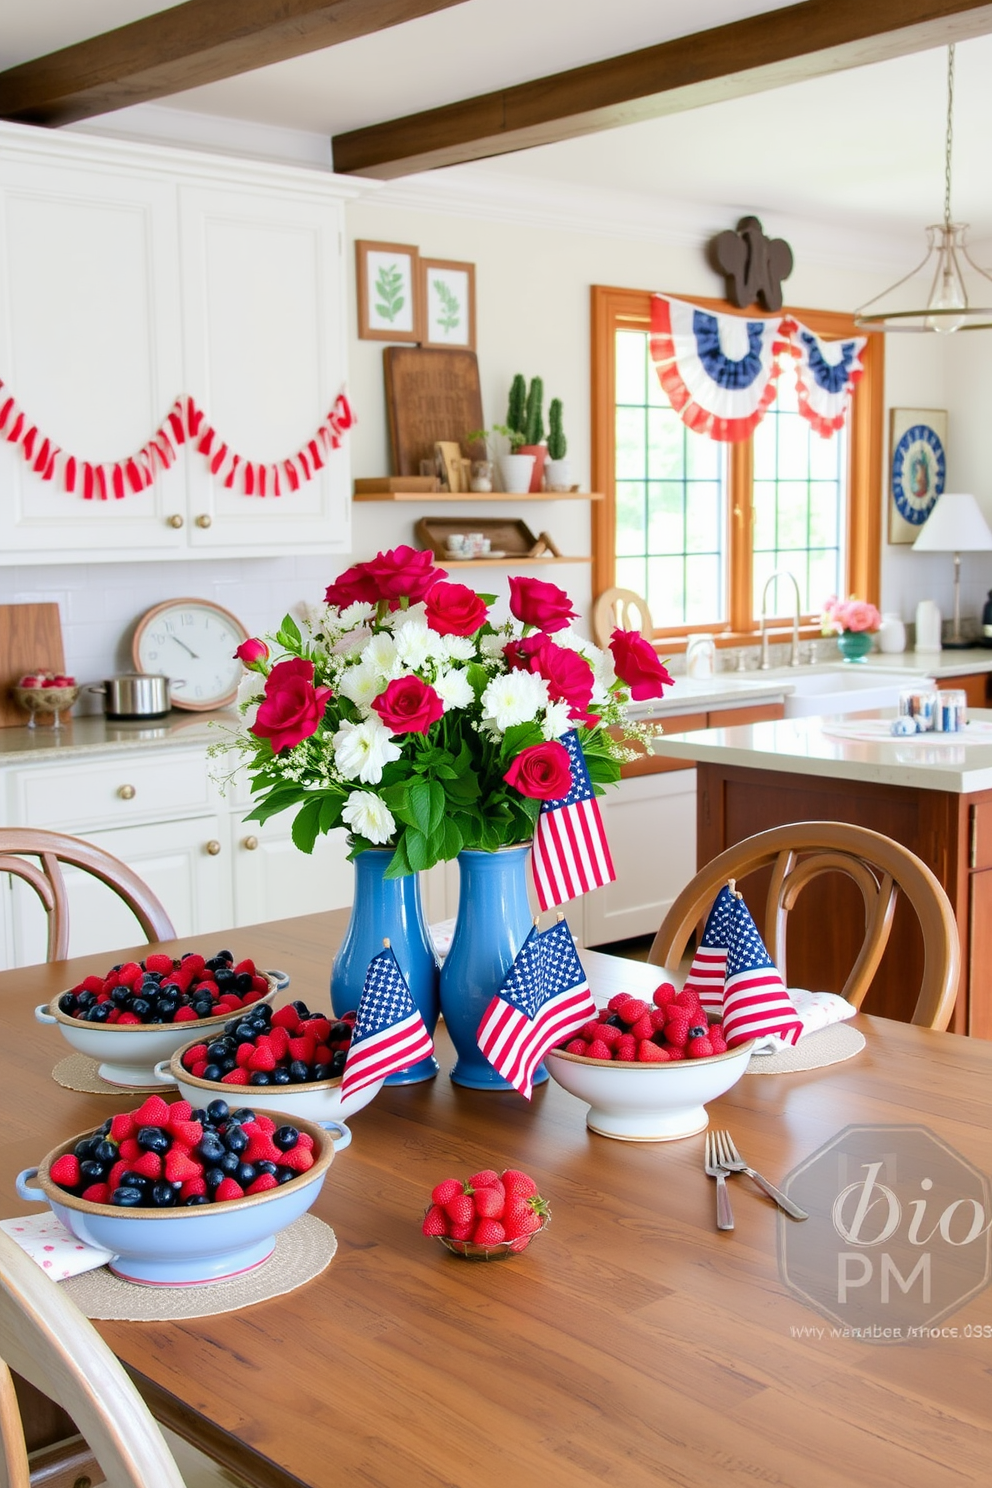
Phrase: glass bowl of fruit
[
  {"left": 14, "top": 1095, "right": 334, "bottom": 1285},
  {"left": 13, "top": 672, "right": 79, "bottom": 729},
  {"left": 423, "top": 1168, "right": 551, "bottom": 1260},
  {"left": 34, "top": 950, "right": 285, "bottom": 1088},
  {"left": 544, "top": 985, "right": 754, "bottom": 1141},
  {"left": 158, "top": 997, "right": 384, "bottom": 1138}
]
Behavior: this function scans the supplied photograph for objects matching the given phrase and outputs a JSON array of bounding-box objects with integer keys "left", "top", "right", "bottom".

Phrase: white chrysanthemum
[
  {"left": 338, "top": 660, "right": 382, "bottom": 710},
  {"left": 481, "top": 671, "right": 550, "bottom": 731},
  {"left": 338, "top": 601, "right": 376, "bottom": 627},
  {"left": 541, "top": 700, "right": 573, "bottom": 739},
  {"left": 237, "top": 670, "right": 265, "bottom": 708},
  {"left": 341, "top": 790, "right": 396, "bottom": 845},
  {"left": 434, "top": 667, "right": 475, "bottom": 712},
  {"left": 479, "top": 632, "right": 507, "bottom": 660},
  {"left": 394, "top": 618, "right": 444, "bottom": 670},
  {"left": 364, "top": 632, "right": 402, "bottom": 679},
  {"left": 332, "top": 626, "right": 372, "bottom": 657},
  {"left": 441, "top": 633, "right": 476, "bottom": 662},
  {"left": 297, "top": 600, "right": 328, "bottom": 630},
  {"left": 332, "top": 718, "right": 401, "bottom": 784},
  {"left": 384, "top": 601, "right": 427, "bottom": 630}
]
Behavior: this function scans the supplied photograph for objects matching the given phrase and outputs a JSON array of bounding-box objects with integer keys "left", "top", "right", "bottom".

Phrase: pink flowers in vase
[{"left": 821, "top": 595, "right": 882, "bottom": 636}]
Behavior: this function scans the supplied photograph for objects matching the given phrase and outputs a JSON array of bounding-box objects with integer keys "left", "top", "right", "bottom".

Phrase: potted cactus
[
  {"left": 514, "top": 376, "right": 547, "bottom": 492},
  {"left": 545, "top": 398, "right": 570, "bottom": 491}
]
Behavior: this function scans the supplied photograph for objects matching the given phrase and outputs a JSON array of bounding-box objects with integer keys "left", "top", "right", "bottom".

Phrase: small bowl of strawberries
[
  {"left": 544, "top": 983, "right": 753, "bottom": 1142},
  {"left": 423, "top": 1168, "right": 550, "bottom": 1260},
  {"left": 13, "top": 672, "right": 79, "bottom": 728}
]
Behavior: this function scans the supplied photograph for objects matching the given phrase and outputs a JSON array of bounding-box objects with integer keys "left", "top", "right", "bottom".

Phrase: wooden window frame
[{"left": 590, "top": 285, "right": 884, "bottom": 647}]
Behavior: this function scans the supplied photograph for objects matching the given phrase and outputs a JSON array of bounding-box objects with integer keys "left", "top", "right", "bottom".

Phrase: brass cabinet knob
[
  {"left": 243, "top": 835, "right": 259, "bottom": 851},
  {"left": 195, "top": 513, "right": 213, "bottom": 529},
  {"left": 206, "top": 839, "right": 222, "bottom": 856},
  {"left": 167, "top": 513, "right": 184, "bottom": 529},
  {"left": 117, "top": 784, "right": 136, "bottom": 800}
]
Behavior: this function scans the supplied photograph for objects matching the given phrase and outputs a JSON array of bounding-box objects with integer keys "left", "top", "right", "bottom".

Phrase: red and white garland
[{"left": 0, "top": 381, "right": 354, "bottom": 501}]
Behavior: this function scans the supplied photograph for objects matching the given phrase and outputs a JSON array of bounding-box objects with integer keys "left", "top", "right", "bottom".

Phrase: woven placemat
[
  {"left": 52, "top": 1054, "right": 166, "bottom": 1095},
  {"left": 746, "top": 1022, "right": 866, "bottom": 1074},
  {"left": 61, "top": 1213, "right": 336, "bottom": 1321},
  {"left": 52, "top": 1054, "right": 165, "bottom": 1095}
]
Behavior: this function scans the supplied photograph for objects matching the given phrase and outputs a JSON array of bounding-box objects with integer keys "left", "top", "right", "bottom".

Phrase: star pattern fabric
[
  {"left": 532, "top": 730, "right": 615, "bottom": 910},
  {"left": 340, "top": 946, "right": 434, "bottom": 1098}
]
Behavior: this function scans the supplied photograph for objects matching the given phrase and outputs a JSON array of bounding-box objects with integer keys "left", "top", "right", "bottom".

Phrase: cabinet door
[
  {"left": 8, "top": 816, "right": 232, "bottom": 968},
  {"left": 179, "top": 184, "right": 350, "bottom": 554},
  {"left": 0, "top": 156, "right": 186, "bottom": 562},
  {"left": 582, "top": 770, "right": 697, "bottom": 947},
  {"left": 230, "top": 816, "right": 353, "bottom": 928}
]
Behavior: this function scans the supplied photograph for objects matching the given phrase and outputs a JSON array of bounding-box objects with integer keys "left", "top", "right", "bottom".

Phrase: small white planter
[
  {"left": 545, "top": 458, "right": 571, "bottom": 491},
  {"left": 499, "top": 453, "right": 536, "bottom": 494}
]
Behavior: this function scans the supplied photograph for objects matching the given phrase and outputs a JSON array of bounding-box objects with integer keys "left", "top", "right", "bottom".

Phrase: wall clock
[
  {"left": 132, "top": 599, "right": 249, "bottom": 711},
  {"left": 889, "top": 408, "right": 947, "bottom": 544}
]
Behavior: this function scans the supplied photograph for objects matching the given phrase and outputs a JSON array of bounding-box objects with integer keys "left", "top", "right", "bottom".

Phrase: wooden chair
[
  {"left": 0, "top": 1228, "right": 186, "bottom": 1488},
  {"left": 649, "top": 821, "right": 960, "bottom": 1032},
  {"left": 0, "top": 828, "right": 176, "bottom": 962},
  {"left": 591, "top": 587, "right": 654, "bottom": 649}
]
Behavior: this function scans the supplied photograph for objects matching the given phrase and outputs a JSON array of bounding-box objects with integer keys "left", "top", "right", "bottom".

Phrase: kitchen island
[{"left": 649, "top": 709, "right": 992, "bottom": 1038}]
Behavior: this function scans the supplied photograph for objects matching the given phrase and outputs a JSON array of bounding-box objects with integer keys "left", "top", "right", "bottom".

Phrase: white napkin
[
  {"left": 0, "top": 1213, "right": 115, "bottom": 1278},
  {"left": 749, "top": 988, "right": 858, "bottom": 1054}
]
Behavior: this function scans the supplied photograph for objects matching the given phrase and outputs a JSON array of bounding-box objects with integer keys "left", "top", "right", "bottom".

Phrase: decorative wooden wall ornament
[{"left": 709, "top": 217, "right": 794, "bottom": 312}]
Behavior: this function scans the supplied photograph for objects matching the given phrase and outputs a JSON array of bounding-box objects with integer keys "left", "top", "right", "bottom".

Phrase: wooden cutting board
[
  {"left": 0, "top": 603, "right": 66, "bottom": 727},
  {"left": 383, "top": 347, "right": 487, "bottom": 477}
]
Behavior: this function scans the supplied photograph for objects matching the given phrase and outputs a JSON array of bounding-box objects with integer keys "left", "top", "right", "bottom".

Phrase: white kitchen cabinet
[
  {"left": 229, "top": 814, "right": 354, "bottom": 929},
  {"left": 0, "top": 122, "right": 355, "bottom": 565},
  {"left": 581, "top": 769, "right": 697, "bottom": 947}
]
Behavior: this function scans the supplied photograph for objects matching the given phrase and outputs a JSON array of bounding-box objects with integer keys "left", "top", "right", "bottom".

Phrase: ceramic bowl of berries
[
  {"left": 14, "top": 1095, "right": 333, "bottom": 1285},
  {"left": 422, "top": 1168, "right": 551, "bottom": 1261},
  {"left": 34, "top": 950, "right": 286, "bottom": 1088},
  {"left": 544, "top": 984, "right": 754, "bottom": 1141},
  {"left": 157, "top": 998, "right": 384, "bottom": 1136}
]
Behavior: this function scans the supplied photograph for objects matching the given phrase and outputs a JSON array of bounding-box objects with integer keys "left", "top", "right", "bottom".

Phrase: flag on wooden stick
[
  {"left": 532, "top": 730, "right": 615, "bottom": 910},
  {"left": 340, "top": 943, "right": 434, "bottom": 1099}
]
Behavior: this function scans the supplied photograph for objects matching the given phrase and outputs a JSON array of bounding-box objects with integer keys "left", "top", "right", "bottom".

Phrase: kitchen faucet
[{"left": 759, "top": 570, "right": 802, "bottom": 669}]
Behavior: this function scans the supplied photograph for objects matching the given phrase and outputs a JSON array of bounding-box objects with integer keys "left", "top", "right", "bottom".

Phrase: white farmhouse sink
[{"left": 781, "top": 668, "right": 922, "bottom": 719}]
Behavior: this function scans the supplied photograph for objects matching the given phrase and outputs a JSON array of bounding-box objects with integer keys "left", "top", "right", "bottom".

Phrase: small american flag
[
  {"left": 477, "top": 919, "right": 596, "bottom": 1099},
  {"left": 723, "top": 895, "right": 802, "bottom": 1047},
  {"left": 532, "top": 730, "right": 615, "bottom": 910},
  {"left": 682, "top": 885, "right": 736, "bottom": 1014},
  {"left": 340, "top": 945, "right": 435, "bottom": 1099}
]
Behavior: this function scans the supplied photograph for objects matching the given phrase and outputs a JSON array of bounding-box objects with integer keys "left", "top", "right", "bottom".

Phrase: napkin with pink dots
[{"left": 0, "top": 1214, "right": 115, "bottom": 1277}]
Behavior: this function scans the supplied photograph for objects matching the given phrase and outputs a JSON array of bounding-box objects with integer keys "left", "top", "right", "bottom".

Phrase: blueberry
[
  {"left": 110, "top": 985, "right": 132, "bottom": 1006},
  {"left": 224, "top": 1019, "right": 241, "bottom": 1037},
  {"left": 88, "top": 1004, "right": 111, "bottom": 1023},
  {"left": 202, "top": 1064, "right": 222, "bottom": 1082},
  {"left": 224, "top": 1126, "right": 248, "bottom": 1155},
  {"left": 215, "top": 969, "right": 235, "bottom": 988},
  {"left": 189, "top": 1108, "right": 208, "bottom": 1124},
  {"left": 74, "top": 1136, "right": 100, "bottom": 1158},
  {"left": 331, "top": 1051, "right": 347, "bottom": 1076},
  {"left": 76, "top": 990, "right": 97, "bottom": 1010},
  {"left": 288, "top": 1060, "right": 310, "bottom": 1084},
  {"left": 120, "top": 1171, "right": 150, "bottom": 1189},
  {"left": 94, "top": 1140, "right": 118, "bottom": 1164},
  {"left": 80, "top": 1159, "right": 108, "bottom": 1182},
  {"left": 184, "top": 1194, "right": 211, "bottom": 1206},
  {"left": 58, "top": 993, "right": 77, "bottom": 1014},
  {"left": 197, "top": 1134, "right": 225, "bottom": 1164},
  {"left": 292, "top": 999, "right": 310, "bottom": 1017},
  {"left": 206, "top": 1099, "right": 230, "bottom": 1123},
  {"left": 219, "top": 1151, "right": 241, "bottom": 1177},
  {"left": 150, "top": 1182, "right": 177, "bottom": 1207},
  {"left": 236, "top": 1162, "right": 257, "bottom": 1187},
  {"left": 235, "top": 973, "right": 254, "bottom": 993},
  {"left": 312, "top": 1063, "right": 332, "bottom": 1082},
  {"left": 220, "top": 1057, "right": 236, "bottom": 1073},
  {"left": 329, "top": 1021, "right": 351, "bottom": 1042},
  {"left": 193, "top": 999, "right": 214, "bottom": 1018},
  {"left": 231, "top": 1108, "right": 255, "bottom": 1123},
  {"left": 688, "top": 1024, "right": 707, "bottom": 1039},
  {"left": 137, "top": 1126, "right": 170, "bottom": 1154},
  {"left": 271, "top": 1069, "right": 291, "bottom": 1085},
  {"left": 253, "top": 1004, "right": 272, "bottom": 1022},
  {"left": 276, "top": 1167, "right": 296, "bottom": 1185},
  {"left": 256, "top": 1160, "right": 278, "bottom": 1177},
  {"left": 249, "top": 1072, "right": 271, "bottom": 1086},
  {"left": 273, "top": 1126, "right": 299, "bottom": 1151},
  {"left": 111, "top": 1186, "right": 144, "bottom": 1207},
  {"left": 97, "top": 1119, "right": 113, "bottom": 1135},
  {"left": 206, "top": 1041, "right": 230, "bottom": 1062},
  {"left": 217, "top": 949, "right": 234, "bottom": 962},
  {"left": 203, "top": 1166, "right": 225, "bottom": 1190},
  {"left": 131, "top": 997, "right": 151, "bottom": 1019},
  {"left": 234, "top": 1022, "right": 256, "bottom": 1042}
]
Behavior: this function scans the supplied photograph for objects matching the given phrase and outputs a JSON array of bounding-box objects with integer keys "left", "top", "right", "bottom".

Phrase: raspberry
[
  {"left": 616, "top": 999, "right": 650, "bottom": 1025},
  {"left": 628, "top": 1014, "right": 655, "bottom": 1040},
  {"left": 709, "top": 1029, "right": 728, "bottom": 1054},
  {"left": 652, "top": 982, "right": 677, "bottom": 1007},
  {"left": 294, "top": 1131, "right": 314, "bottom": 1151},
  {"left": 116, "top": 1012, "right": 141, "bottom": 1024},
  {"left": 637, "top": 1039, "right": 670, "bottom": 1063},
  {"left": 119, "top": 962, "right": 143, "bottom": 988},
  {"left": 144, "top": 953, "right": 174, "bottom": 974},
  {"left": 564, "top": 1039, "right": 588, "bottom": 1055},
  {"left": 77, "top": 975, "right": 105, "bottom": 994},
  {"left": 592, "top": 1022, "right": 623, "bottom": 1046},
  {"left": 191, "top": 1060, "right": 209, "bottom": 1078},
  {"left": 183, "top": 1044, "right": 209, "bottom": 1067},
  {"left": 422, "top": 1204, "right": 449, "bottom": 1236},
  {"left": 233, "top": 958, "right": 256, "bottom": 976},
  {"left": 50, "top": 1155, "right": 81, "bottom": 1188},
  {"left": 649, "top": 1008, "right": 669, "bottom": 1032},
  {"left": 174, "top": 1006, "right": 198, "bottom": 1022},
  {"left": 607, "top": 994, "right": 633, "bottom": 1013},
  {"left": 664, "top": 1018, "right": 690, "bottom": 1047},
  {"left": 181, "top": 953, "right": 206, "bottom": 974},
  {"left": 473, "top": 1219, "right": 506, "bottom": 1246},
  {"left": 666, "top": 1045, "right": 686, "bottom": 1061},
  {"left": 180, "top": 1178, "right": 208, "bottom": 1200},
  {"left": 585, "top": 1039, "right": 613, "bottom": 1061},
  {"left": 687, "top": 1036, "right": 715, "bottom": 1059},
  {"left": 215, "top": 1178, "right": 245, "bottom": 1202},
  {"left": 615, "top": 1035, "right": 638, "bottom": 1061}
]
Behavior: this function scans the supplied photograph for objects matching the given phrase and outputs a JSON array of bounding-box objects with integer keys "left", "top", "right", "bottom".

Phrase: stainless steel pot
[{"left": 87, "top": 674, "right": 176, "bottom": 720}]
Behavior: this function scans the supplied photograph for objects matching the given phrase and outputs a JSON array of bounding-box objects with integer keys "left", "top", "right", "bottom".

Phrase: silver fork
[
  {"left": 704, "top": 1130, "right": 734, "bottom": 1231},
  {"left": 712, "top": 1130, "right": 808, "bottom": 1221}
]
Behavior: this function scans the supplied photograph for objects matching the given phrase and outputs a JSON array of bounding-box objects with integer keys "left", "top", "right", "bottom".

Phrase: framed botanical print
[
  {"left": 356, "top": 240, "right": 421, "bottom": 342},
  {"left": 889, "top": 407, "right": 947, "bottom": 544},
  {"left": 421, "top": 258, "right": 476, "bottom": 350}
]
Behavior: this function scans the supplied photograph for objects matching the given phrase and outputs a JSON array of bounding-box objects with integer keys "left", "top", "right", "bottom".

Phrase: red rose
[
  {"left": 365, "top": 545, "right": 446, "bottom": 603},
  {"left": 371, "top": 675, "right": 444, "bottom": 735},
  {"left": 504, "top": 741, "right": 573, "bottom": 800},
  {"left": 508, "top": 576, "right": 578, "bottom": 633},
  {"left": 507, "top": 636, "right": 596, "bottom": 723},
  {"left": 250, "top": 658, "right": 332, "bottom": 753},
  {"left": 503, "top": 634, "right": 544, "bottom": 671},
  {"left": 234, "top": 638, "right": 269, "bottom": 668},
  {"left": 424, "top": 581, "right": 489, "bottom": 636},
  {"left": 609, "top": 629, "right": 674, "bottom": 702},
  {"left": 324, "top": 562, "right": 379, "bottom": 608}
]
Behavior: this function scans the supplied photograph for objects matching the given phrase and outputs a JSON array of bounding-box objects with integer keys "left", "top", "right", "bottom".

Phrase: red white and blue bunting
[
  {"left": 649, "top": 294, "right": 865, "bottom": 443},
  {"left": 0, "top": 381, "right": 354, "bottom": 500}
]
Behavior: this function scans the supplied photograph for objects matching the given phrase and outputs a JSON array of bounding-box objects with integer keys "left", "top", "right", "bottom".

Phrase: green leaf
[
  {"left": 243, "top": 785, "right": 308, "bottom": 825},
  {"left": 275, "top": 614, "right": 302, "bottom": 649},
  {"left": 383, "top": 838, "right": 412, "bottom": 878},
  {"left": 499, "top": 721, "right": 544, "bottom": 763},
  {"left": 408, "top": 778, "right": 433, "bottom": 837},
  {"left": 465, "top": 663, "right": 489, "bottom": 699},
  {"left": 291, "top": 797, "right": 324, "bottom": 855},
  {"left": 446, "top": 770, "right": 481, "bottom": 804},
  {"left": 404, "top": 828, "right": 431, "bottom": 873},
  {"left": 439, "top": 816, "right": 464, "bottom": 859}
]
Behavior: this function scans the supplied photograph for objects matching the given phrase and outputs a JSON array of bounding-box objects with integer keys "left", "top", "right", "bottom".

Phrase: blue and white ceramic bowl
[
  {"left": 34, "top": 970, "right": 287, "bottom": 1088},
  {"left": 15, "top": 1109, "right": 332, "bottom": 1286}
]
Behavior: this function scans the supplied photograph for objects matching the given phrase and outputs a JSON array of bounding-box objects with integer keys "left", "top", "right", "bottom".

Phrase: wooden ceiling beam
[
  {"left": 333, "top": 0, "right": 992, "bottom": 178},
  {"left": 0, "top": 0, "right": 469, "bottom": 127}
]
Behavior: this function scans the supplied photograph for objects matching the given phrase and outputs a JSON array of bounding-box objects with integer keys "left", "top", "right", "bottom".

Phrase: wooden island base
[{"left": 696, "top": 762, "right": 990, "bottom": 1038}]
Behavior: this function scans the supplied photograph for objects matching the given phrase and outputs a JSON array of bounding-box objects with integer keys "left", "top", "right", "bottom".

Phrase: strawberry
[
  {"left": 165, "top": 1150, "right": 203, "bottom": 1184},
  {"left": 592, "top": 1022, "right": 622, "bottom": 1046},
  {"left": 268, "top": 1026, "right": 290, "bottom": 1059},
  {"left": 473, "top": 1219, "right": 506, "bottom": 1246},
  {"left": 305, "top": 1017, "right": 332, "bottom": 1045},
  {"left": 109, "top": 1112, "right": 137, "bottom": 1143},
  {"left": 468, "top": 1169, "right": 500, "bottom": 1189},
  {"left": 501, "top": 1207, "right": 543, "bottom": 1240},
  {"left": 615, "top": 1035, "right": 638, "bottom": 1061},
  {"left": 687, "top": 1035, "right": 715, "bottom": 1059},
  {"left": 173, "top": 1005, "right": 198, "bottom": 1023},
  {"left": 180, "top": 1178, "right": 208, "bottom": 1200},
  {"left": 628, "top": 1014, "right": 655, "bottom": 1041},
  {"left": 564, "top": 1038, "right": 588, "bottom": 1055},
  {"left": 473, "top": 1186, "right": 505, "bottom": 1220},
  {"left": 246, "top": 1135, "right": 281, "bottom": 1165},
  {"left": 116, "top": 1011, "right": 141, "bottom": 1024},
  {"left": 653, "top": 981, "right": 677, "bottom": 1007},
  {"left": 217, "top": 994, "right": 243, "bottom": 1011},
  {"left": 50, "top": 1154, "right": 81, "bottom": 1188},
  {"left": 221, "top": 1068, "right": 250, "bottom": 1085},
  {"left": 443, "top": 1193, "right": 475, "bottom": 1227},
  {"left": 271, "top": 1005, "right": 300, "bottom": 1032},
  {"left": 432, "top": 1178, "right": 466, "bottom": 1206},
  {"left": 250, "top": 975, "right": 270, "bottom": 993},
  {"left": 170, "top": 1120, "right": 203, "bottom": 1149},
  {"left": 585, "top": 1039, "right": 613, "bottom": 1061},
  {"left": 422, "top": 1204, "right": 449, "bottom": 1236},
  {"left": 246, "top": 1174, "right": 279, "bottom": 1195},
  {"left": 235, "top": 1042, "right": 255, "bottom": 1068},
  {"left": 448, "top": 1222, "right": 474, "bottom": 1241},
  {"left": 81, "top": 1183, "right": 110, "bottom": 1204},
  {"left": 233, "top": 958, "right": 256, "bottom": 976},
  {"left": 183, "top": 1043, "right": 209, "bottom": 1066},
  {"left": 191, "top": 1060, "right": 209, "bottom": 1078},
  {"left": 252, "top": 1114, "right": 277, "bottom": 1135},
  {"left": 181, "top": 953, "right": 206, "bottom": 974},
  {"left": 501, "top": 1169, "right": 538, "bottom": 1202},
  {"left": 280, "top": 1145, "right": 314, "bottom": 1173},
  {"left": 215, "top": 1178, "right": 245, "bottom": 1202},
  {"left": 167, "top": 1101, "right": 193, "bottom": 1125},
  {"left": 118, "top": 962, "right": 143, "bottom": 988},
  {"left": 248, "top": 1045, "right": 276, "bottom": 1073},
  {"left": 607, "top": 993, "right": 633, "bottom": 1013},
  {"left": 118, "top": 1138, "right": 141, "bottom": 1162},
  {"left": 133, "top": 1096, "right": 171, "bottom": 1128},
  {"left": 288, "top": 1035, "right": 317, "bottom": 1064},
  {"left": 133, "top": 1151, "right": 163, "bottom": 1180},
  {"left": 638, "top": 1039, "right": 670, "bottom": 1063},
  {"left": 107, "top": 1160, "right": 129, "bottom": 1191},
  {"left": 616, "top": 998, "right": 650, "bottom": 1025}
]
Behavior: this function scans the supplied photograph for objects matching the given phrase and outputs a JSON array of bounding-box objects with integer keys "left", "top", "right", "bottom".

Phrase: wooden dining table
[{"left": 2, "top": 909, "right": 991, "bottom": 1488}]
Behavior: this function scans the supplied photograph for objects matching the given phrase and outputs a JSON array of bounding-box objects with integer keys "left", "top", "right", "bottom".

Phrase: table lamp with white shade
[{"left": 911, "top": 491, "right": 992, "bottom": 648}]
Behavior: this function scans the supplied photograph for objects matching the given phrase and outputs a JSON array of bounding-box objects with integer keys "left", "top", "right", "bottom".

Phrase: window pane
[
  {"left": 615, "top": 407, "right": 646, "bottom": 480},
  {"left": 616, "top": 481, "right": 646, "bottom": 557},
  {"left": 647, "top": 406, "right": 686, "bottom": 481},
  {"left": 647, "top": 556, "right": 686, "bottom": 630},
  {"left": 685, "top": 555, "right": 722, "bottom": 625},
  {"left": 616, "top": 330, "right": 647, "bottom": 406},
  {"left": 616, "top": 556, "right": 648, "bottom": 600},
  {"left": 686, "top": 482, "right": 721, "bottom": 551},
  {"left": 753, "top": 480, "right": 777, "bottom": 550},
  {"left": 648, "top": 482, "right": 685, "bottom": 555}
]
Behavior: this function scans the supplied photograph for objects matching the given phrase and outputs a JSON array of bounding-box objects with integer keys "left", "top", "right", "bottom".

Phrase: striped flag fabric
[
  {"left": 532, "top": 730, "right": 615, "bottom": 910},
  {"left": 477, "top": 919, "right": 596, "bottom": 1099},
  {"left": 340, "top": 945, "right": 435, "bottom": 1099},
  {"left": 682, "top": 885, "right": 737, "bottom": 1014},
  {"left": 722, "top": 894, "right": 802, "bottom": 1048}
]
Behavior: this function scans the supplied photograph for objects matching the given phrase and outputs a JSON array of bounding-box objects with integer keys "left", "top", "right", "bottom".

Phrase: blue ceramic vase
[
  {"left": 439, "top": 844, "right": 549, "bottom": 1091},
  {"left": 837, "top": 630, "right": 873, "bottom": 663},
  {"left": 330, "top": 848, "right": 439, "bottom": 1084}
]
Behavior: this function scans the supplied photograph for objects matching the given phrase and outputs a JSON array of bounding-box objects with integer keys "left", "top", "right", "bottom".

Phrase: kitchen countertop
[
  {"left": 0, "top": 710, "right": 239, "bottom": 763},
  {"left": 855, "top": 647, "right": 992, "bottom": 679},
  {"left": 649, "top": 707, "right": 992, "bottom": 793}
]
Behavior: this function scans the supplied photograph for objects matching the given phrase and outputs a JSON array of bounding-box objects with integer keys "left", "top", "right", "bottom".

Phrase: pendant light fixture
[{"left": 855, "top": 44, "right": 992, "bottom": 333}]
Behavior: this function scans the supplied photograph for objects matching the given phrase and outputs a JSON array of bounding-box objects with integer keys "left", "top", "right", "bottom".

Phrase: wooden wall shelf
[
  {"left": 353, "top": 489, "right": 603, "bottom": 502},
  {"left": 441, "top": 556, "right": 592, "bottom": 567}
]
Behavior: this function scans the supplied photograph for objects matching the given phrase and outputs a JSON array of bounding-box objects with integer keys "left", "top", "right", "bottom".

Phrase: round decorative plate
[{"left": 891, "top": 422, "right": 945, "bottom": 527}]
